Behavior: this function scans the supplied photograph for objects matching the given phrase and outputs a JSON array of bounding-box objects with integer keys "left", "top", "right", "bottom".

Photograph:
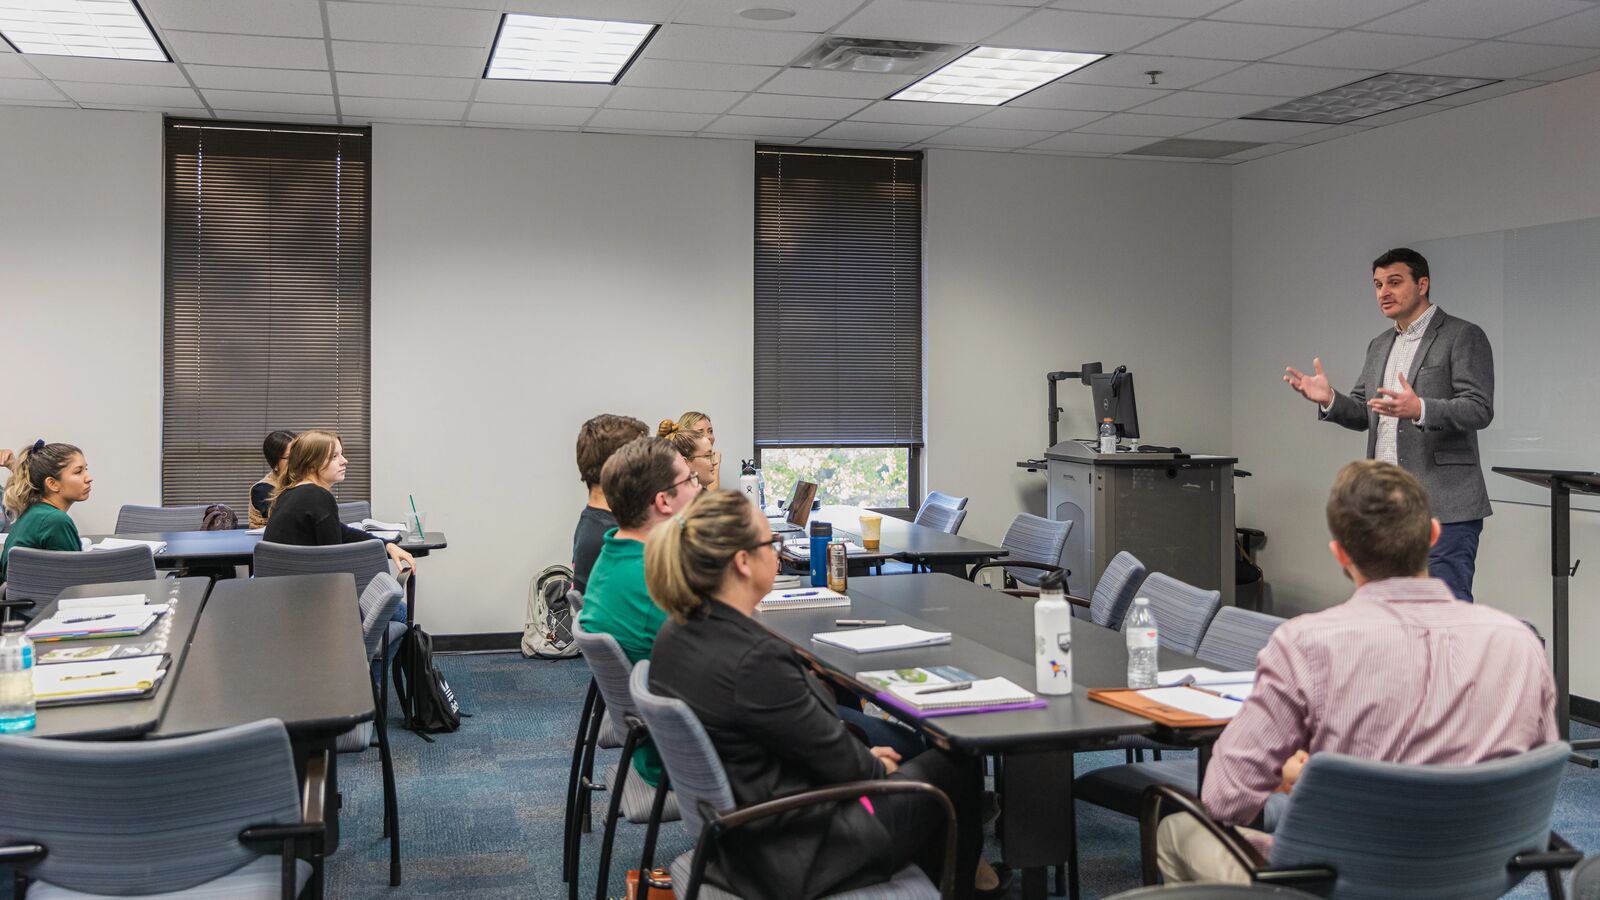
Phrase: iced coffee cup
[{"left": 859, "top": 513, "right": 883, "bottom": 550}]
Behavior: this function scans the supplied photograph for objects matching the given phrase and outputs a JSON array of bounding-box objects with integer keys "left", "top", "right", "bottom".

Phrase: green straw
[{"left": 409, "top": 494, "right": 421, "bottom": 536}]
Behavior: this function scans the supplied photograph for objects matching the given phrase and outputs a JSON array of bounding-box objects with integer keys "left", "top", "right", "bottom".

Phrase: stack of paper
[
  {"left": 757, "top": 587, "right": 850, "bottom": 611},
  {"left": 886, "top": 677, "right": 1037, "bottom": 712},
  {"left": 1158, "top": 667, "right": 1255, "bottom": 701},
  {"left": 1135, "top": 686, "right": 1244, "bottom": 720},
  {"left": 91, "top": 537, "right": 166, "bottom": 554},
  {"left": 361, "top": 518, "right": 407, "bottom": 533},
  {"left": 26, "top": 608, "right": 159, "bottom": 642},
  {"left": 784, "top": 540, "right": 870, "bottom": 558},
  {"left": 812, "top": 625, "right": 951, "bottom": 653},
  {"left": 33, "top": 655, "right": 167, "bottom": 705}
]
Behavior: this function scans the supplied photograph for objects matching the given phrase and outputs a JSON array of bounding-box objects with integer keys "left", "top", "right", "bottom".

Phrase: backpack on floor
[
  {"left": 392, "top": 625, "right": 463, "bottom": 737},
  {"left": 523, "top": 564, "right": 580, "bottom": 660}
]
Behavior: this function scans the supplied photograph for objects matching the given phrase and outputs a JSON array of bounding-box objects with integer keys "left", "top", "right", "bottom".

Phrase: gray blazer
[{"left": 1320, "top": 307, "right": 1494, "bottom": 523}]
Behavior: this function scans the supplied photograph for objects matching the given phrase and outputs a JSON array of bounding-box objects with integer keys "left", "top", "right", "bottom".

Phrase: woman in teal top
[{"left": 1, "top": 441, "right": 92, "bottom": 579}]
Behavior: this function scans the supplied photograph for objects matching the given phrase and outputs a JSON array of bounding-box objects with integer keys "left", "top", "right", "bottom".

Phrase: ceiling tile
[
  {"left": 503, "top": 0, "right": 678, "bottom": 19},
  {"left": 1525, "top": 54, "right": 1600, "bottom": 81},
  {"left": 166, "top": 32, "right": 330, "bottom": 68},
  {"left": 340, "top": 97, "right": 468, "bottom": 119},
  {"left": 923, "top": 126, "right": 1054, "bottom": 147},
  {"left": 849, "top": 99, "right": 988, "bottom": 125},
  {"left": 1505, "top": 6, "right": 1600, "bottom": 48},
  {"left": 728, "top": 93, "right": 871, "bottom": 118},
  {"left": 1428, "top": 78, "right": 1539, "bottom": 103},
  {"left": 345, "top": 0, "right": 499, "bottom": 9},
  {"left": 1402, "top": 41, "right": 1596, "bottom": 79},
  {"left": 813, "top": 120, "right": 950, "bottom": 142},
  {"left": 333, "top": 41, "right": 484, "bottom": 77},
  {"left": 585, "top": 126, "right": 699, "bottom": 137},
  {"left": 1222, "top": 142, "right": 1296, "bottom": 161},
  {"left": 326, "top": 3, "right": 499, "bottom": 47},
  {"left": 604, "top": 86, "right": 743, "bottom": 113},
  {"left": 0, "top": 99, "right": 77, "bottom": 108},
  {"left": 988, "top": 10, "right": 1185, "bottom": 53},
  {"left": 26, "top": 56, "right": 188, "bottom": 85},
  {"left": 1025, "top": 131, "right": 1151, "bottom": 152},
  {"left": 588, "top": 108, "right": 718, "bottom": 130},
  {"left": 834, "top": 0, "right": 1032, "bottom": 43},
  {"left": 1343, "top": 101, "right": 1448, "bottom": 126},
  {"left": 1366, "top": 0, "right": 1589, "bottom": 40},
  {"left": 1132, "top": 21, "right": 1332, "bottom": 61},
  {"left": 200, "top": 89, "right": 336, "bottom": 114},
  {"left": 186, "top": 65, "right": 333, "bottom": 93},
  {"left": 1076, "top": 112, "right": 1218, "bottom": 135},
  {"left": 1011, "top": 81, "right": 1171, "bottom": 110},
  {"left": 1182, "top": 118, "right": 1325, "bottom": 141},
  {"left": 758, "top": 68, "right": 915, "bottom": 99},
  {"left": 803, "top": 137, "right": 914, "bottom": 149},
  {"left": 1280, "top": 123, "right": 1369, "bottom": 143},
  {"left": 1050, "top": 0, "right": 1232, "bottom": 16},
  {"left": 1269, "top": 32, "right": 1473, "bottom": 70},
  {"left": 0, "top": 77, "right": 66, "bottom": 101},
  {"left": 337, "top": 73, "right": 475, "bottom": 100},
  {"left": 621, "top": 59, "right": 778, "bottom": 91},
  {"left": 1207, "top": 0, "right": 1417, "bottom": 29},
  {"left": 0, "top": 54, "right": 32, "bottom": 77},
  {"left": 642, "top": 24, "right": 818, "bottom": 66},
  {"left": 55, "top": 82, "right": 205, "bottom": 107},
  {"left": 140, "top": 0, "right": 325, "bottom": 38},
  {"left": 709, "top": 114, "right": 832, "bottom": 137},
  {"left": 472, "top": 79, "right": 612, "bottom": 105},
  {"left": 672, "top": 0, "right": 861, "bottom": 32},
  {"left": 1129, "top": 90, "right": 1292, "bottom": 117},
  {"left": 963, "top": 105, "right": 1105, "bottom": 129},
  {"left": 1192, "top": 63, "right": 1378, "bottom": 97},
  {"left": 214, "top": 110, "right": 341, "bottom": 124},
  {"left": 466, "top": 102, "right": 594, "bottom": 125},
  {"left": 1064, "top": 53, "right": 1244, "bottom": 89}
]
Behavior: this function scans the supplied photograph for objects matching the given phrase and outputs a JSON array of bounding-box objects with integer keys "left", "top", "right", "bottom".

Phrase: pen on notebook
[
  {"left": 915, "top": 682, "right": 973, "bottom": 695},
  {"left": 782, "top": 591, "right": 822, "bottom": 599},
  {"left": 60, "top": 671, "right": 118, "bottom": 681},
  {"left": 58, "top": 614, "right": 116, "bottom": 624},
  {"left": 834, "top": 619, "right": 886, "bottom": 627}
]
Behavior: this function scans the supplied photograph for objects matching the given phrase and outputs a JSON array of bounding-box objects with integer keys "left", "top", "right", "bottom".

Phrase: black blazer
[{"left": 649, "top": 601, "right": 897, "bottom": 900}]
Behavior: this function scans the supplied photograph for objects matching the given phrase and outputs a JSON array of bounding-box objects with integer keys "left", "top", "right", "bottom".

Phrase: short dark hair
[
  {"left": 262, "top": 430, "right": 297, "bottom": 467},
  {"left": 1372, "top": 247, "right": 1430, "bottom": 296},
  {"left": 576, "top": 414, "right": 649, "bottom": 489},
  {"left": 1325, "top": 460, "right": 1433, "bottom": 581},
  {"left": 601, "top": 436, "right": 684, "bottom": 530}
]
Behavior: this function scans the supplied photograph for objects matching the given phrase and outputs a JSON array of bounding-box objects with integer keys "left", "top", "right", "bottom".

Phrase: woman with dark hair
[
  {"left": 249, "top": 429, "right": 297, "bottom": 529},
  {"left": 1, "top": 441, "right": 92, "bottom": 578}
]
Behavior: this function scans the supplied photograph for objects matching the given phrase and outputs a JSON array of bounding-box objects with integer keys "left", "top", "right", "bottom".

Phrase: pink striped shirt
[{"left": 1202, "top": 577, "right": 1557, "bottom": 851}]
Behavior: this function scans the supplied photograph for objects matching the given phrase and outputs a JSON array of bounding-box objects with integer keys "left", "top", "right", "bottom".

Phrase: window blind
[
  {"left": 162, "top": 118, "right": 372, "bottom": 508},
  {"left": 753, "top": 147, "right": 924, "bottom": 448}
]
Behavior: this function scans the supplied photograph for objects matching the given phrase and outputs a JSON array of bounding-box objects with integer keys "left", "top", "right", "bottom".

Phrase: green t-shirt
[
  {"left": 1, "top": 502, "right": 82, "bottom": 579},
  {"left": 577, "top": 528, "right": 667, "bottom": 787}
]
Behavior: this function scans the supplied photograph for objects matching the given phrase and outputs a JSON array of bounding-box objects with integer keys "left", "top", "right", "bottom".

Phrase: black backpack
[{"left": 392, "top": 625, "right": 465, "bottom": 738}]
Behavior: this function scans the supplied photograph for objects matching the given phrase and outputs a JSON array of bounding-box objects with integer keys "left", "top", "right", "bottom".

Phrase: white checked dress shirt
[{"left": 1373, "top": 304, "right": 1437, "bottom": 465}]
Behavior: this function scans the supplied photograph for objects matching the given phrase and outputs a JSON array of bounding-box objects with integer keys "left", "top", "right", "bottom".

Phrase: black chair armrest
[
  {"left": 0, "top": 844, "right": 46, "bottom": 865},
  {"left": 240, "top": 750, "right": 329, "bottom": 900},
  {"left": 1509, "top": 831, "right": 1584, "bottom": 872},
  {"left": 1139, "top": 783, "right": 1269, "bottom": 886},
  {"left": 1063, "top": 593, "right": 1093, "bottom": 610},
  {"left": 685, "top": 780, "right": 957, "bottom": 900}
]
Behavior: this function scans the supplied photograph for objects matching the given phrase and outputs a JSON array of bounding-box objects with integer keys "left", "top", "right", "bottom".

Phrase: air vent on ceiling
[
  {"left": 1125, "top": 138, "right": 1264, "bottom": 159},
  {"left": 1244, "top": 73, "right": 1497, "bottom": 125},
  {"left": 792, "top": 37, "right": 963, "bottom": 75}
]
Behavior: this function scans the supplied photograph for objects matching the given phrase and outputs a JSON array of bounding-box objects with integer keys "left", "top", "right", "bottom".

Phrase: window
[
  {"left": 752, "top": 146, "right": 924, "bottom": 512},
  {"left": 162, "top": 119, "right": 372, "bottom": 508}
]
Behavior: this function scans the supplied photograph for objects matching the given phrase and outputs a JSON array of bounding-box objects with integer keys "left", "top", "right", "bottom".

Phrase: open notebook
[
  {"left": 757, "top": 587, "right": 849, "bottom": 611},
  {"left": 33, "top": 655, "right": 168, "bottom": 706},
  {"left": 812, "top": 625, "right": 950, "bottom": 653},
  {"left": 884, "top": 677, "right": 1036, "bottom": 712}
]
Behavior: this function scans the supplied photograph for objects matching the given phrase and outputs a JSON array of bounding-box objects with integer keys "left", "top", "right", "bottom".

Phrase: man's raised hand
[{"left": 1284, "top": 357, "right": 1334, "bottom": 406}]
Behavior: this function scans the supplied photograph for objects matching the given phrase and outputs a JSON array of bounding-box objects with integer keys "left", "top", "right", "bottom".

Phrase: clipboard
[{"left": 1087, "top": 686, "right": 1236, "bottom": 728}]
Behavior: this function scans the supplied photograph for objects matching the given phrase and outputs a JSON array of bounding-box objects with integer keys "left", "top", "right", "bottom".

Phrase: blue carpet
[{"left": 317, "top": 652, "right": 1600, "bottom": 899}]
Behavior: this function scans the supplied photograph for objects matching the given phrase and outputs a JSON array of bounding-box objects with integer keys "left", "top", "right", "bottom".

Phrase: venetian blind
[{"left": 162, "top": 118, "right": 371, "bottom": 508}]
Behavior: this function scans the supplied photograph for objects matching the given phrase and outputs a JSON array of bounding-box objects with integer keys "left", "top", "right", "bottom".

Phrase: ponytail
[
  {"left": 4, "top": 441, "right": 83, "bottom": 516},
  {"left": 645, "top": 490, "right": 761, "bottom": 624}
]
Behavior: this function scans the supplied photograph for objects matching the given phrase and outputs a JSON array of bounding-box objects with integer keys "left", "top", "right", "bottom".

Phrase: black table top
[
  {"left": 85, "top": 529, "right": 449, "bottom": 562},
  {"left": 152, "top": 573, "right": 374, "bottom": 740},
  {"left": 1492, "top": 467, "right": 1600, "bottom": 494},
  {"left": 755, "top": 573, "right": 1211, "bottom": 753},
  {"left": 29, "top": 578, "right": 213, "bottom": 741},
  {"left": 780, "top": 505, "right": 1008, "bottom": 565}
]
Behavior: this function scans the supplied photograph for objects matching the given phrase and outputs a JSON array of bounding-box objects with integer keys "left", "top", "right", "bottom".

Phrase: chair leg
[
  {"left": 567, "top": 703, "right": 607, "bottom": 899},
  {"left": 593, "top": 730, "right": 641, "bottom": 900},
  {"left": 1152, "top": 749, "right": 1163, "bottom": 762},
  {"left": 370, "top": 666, "right": 401, "bottom": 887},
  {"left": 638, "top": 775, "right": 670, "bottom": 878},
  {"left": 580, "top": 696, "right": 606, "bottom": 834},
  {"left": 1125, "top": 748, "right": 1135, "bottom": 764},
  {"left": 563, "top": 680, "right": 599, "bottom": 884}
]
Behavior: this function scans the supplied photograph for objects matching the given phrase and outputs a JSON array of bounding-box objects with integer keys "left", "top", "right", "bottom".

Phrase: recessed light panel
[
  {"left": 1245, "top": 73, "right": 1497, "bottom": 125},
  {"left": 890, "top": 46, "right": 1106, "bottom": 106},
  {"left": 484, "top": 14, "right": 656, "bottom": 84},
  {"left": 0, "top": 0, "right": 167, "bottom": 61}
]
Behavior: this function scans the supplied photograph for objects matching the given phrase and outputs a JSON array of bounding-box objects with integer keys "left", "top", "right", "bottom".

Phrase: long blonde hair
[
  {"left": 645, "top": 490, "right": 761, "bottom": 624},
  {"left": 268, "top": 429, "right": 340, "bottom": 512},
  {"left": 4, "top": 441, "right": 83, "bottom": 516}
]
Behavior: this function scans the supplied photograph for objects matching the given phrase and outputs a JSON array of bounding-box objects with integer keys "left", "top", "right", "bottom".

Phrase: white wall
[
  {"left": 1, "top": 106, "right": 162, "bottom": 535},
  {"left": 1230, "top": 72, "right": 1600, "bottom": 696},
  {"left": 925, "top": 150, "right": 1235, "bottom": 557},
  {"left": 369, "top": 124, "right": 753, "bottom": 634}
]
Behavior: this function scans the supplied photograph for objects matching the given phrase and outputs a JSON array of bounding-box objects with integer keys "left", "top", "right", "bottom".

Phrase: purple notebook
[{"left": 873, "top": 690, "right": 1050, "bottom": 720}]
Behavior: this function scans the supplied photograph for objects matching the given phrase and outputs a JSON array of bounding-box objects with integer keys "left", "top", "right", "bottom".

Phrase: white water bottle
[
  {"left": 0, "top": 621, "right": 36, "bottom": 733},
  {"left": 1125, "top": 597, "right": 1159, "bottom": 689},
  {"left": 739, "top": 459, "right": 761, "bottom": 507},
  {"left": 1034, "top": 570, "right": 1073, "bottom": 695},
  {"left": 1099, "top": 418, "right": 1118, "bottom": 454}
]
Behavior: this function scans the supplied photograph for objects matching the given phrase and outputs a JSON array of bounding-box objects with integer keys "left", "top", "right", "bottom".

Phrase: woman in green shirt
[{"left": 1, "top": 440, "right": 93, "bottom": 578}]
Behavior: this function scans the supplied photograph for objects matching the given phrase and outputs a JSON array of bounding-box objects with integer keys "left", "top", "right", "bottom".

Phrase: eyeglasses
[
  {"left": 748, "top": 534, "right": 785, "bottom": 553},
  {"left": 666, "top": 471, "right": 701, "bottom": 493},
  {"left": 688, "top": 451, "right": 718, "bottom": 462}
]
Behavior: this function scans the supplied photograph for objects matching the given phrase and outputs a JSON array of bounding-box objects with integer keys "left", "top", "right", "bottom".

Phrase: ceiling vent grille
[{"left": 792, "top": 37, "right": 964, "bottom": 75}]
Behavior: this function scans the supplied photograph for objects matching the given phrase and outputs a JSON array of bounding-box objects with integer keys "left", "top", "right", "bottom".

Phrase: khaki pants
[{"left": 1156, "top": 813, "right": 1267, "bottom": 884}]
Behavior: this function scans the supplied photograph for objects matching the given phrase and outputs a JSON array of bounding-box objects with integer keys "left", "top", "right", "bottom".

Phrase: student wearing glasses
[
  {"left": 249, "top": 430, "right": 297, "bottom": 529},
  {"left": 658, "top": 418, "right": 721, "bottom": 491}
]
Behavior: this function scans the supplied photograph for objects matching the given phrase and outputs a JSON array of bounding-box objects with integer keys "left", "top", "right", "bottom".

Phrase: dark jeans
[
  {"left": 1430, "top": 518, "right": 1483, "bottom": 602},
  {"left": 877, "top": 748, "right": 984, "bottom": 900},
  {"left": 838, "top": 704, "right": 927, "bottom": 761}
]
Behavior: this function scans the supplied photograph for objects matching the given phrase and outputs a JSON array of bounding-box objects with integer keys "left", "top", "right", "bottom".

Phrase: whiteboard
[{"left": 1413, "top": 217, "right": 1600, "bottom": 512}]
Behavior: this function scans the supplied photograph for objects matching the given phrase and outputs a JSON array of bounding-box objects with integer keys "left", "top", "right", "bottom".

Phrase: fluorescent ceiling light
[
  {"left": 1245, "top": 73, "right": 1497, "bottom": 125},
  {"left": 890, "top": 46, "right": 1105, "bottom": 106},
  {"left": 484, "top": 14, "right": 656, "bottom": 84},
  {"left": 0, "top": 0, "right": 167, "bottom": 61}
]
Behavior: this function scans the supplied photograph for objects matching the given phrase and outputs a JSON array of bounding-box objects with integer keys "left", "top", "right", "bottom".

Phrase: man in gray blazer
[{"left": 1284, "top": 248, "right": 1494, "bottom": 601}]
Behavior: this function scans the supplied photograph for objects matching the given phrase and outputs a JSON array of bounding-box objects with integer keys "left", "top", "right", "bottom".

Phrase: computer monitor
[
  {"left": 1089, "top": 370, "right": 1140, "bottom": 440},
  {"left": 784, "top": 481, "right": 818, "bottom": 529}
]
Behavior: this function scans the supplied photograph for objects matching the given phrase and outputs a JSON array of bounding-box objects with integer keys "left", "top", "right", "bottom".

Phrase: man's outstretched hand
[{"left": 1284, "top": 357, "right": 1334, "bottom": 406}]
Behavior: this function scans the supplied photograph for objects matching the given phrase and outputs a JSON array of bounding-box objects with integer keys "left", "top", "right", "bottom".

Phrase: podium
[{"left": 1492, "top": 466, "right": 1600, "bottom": 766}]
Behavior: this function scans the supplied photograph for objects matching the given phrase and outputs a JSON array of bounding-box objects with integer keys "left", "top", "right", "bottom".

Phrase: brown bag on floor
[{"left": 625, "top": 868, "right": 673, "bottom": 900}]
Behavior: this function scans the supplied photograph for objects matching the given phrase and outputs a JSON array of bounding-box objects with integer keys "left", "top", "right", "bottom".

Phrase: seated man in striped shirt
[{"left": 1158, "top": 460, "right": 1556, "bottom": 883}]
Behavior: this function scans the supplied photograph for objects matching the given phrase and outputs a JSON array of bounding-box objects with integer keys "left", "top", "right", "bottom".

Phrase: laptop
[{"left": 770, "top": 480, "right": 818, "bottom": 535}]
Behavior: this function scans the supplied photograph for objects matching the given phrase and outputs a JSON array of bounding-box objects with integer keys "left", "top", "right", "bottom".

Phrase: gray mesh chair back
[
  {"left": 114, "top": 504, "right": 209, "bottom": 533},
  {"left": 1573, "top": 854, "right": 1600, "bottom": 900},
  {"left": 3, "top": 546, "right": 158, "bottom": 606},
  {"left": 572, "top": 620, "right": 638, "bottom": 740},
  {"left": 1127, "top": 573, "right": 1220, "bottom": 656},
  {"left": 1270, "top": 742, "right": 1569, "bottom": 900},
  {"left": 1089, "top": 551, "right": 1147, "bottom": 629},
  {"left": 1108, "top": 886, "right": 1318, "bottom": 898},
  {"left": 358, "top": 571, "right": 406, "bottom": 661},
  {"left": 924, "top": 491, "right": 968, "bottom": 511},
  {"left": 1196, "top": 607, "right": 1284, "bottom": 671},
  {"left": 1000, "top": 513, "right": 1073, "bottom": 587},
  {"left": 913, "top": 503, "right": 967, "bottom": 535},
  {"left": 338, "top": 500, "right": 372, "bottom": 525},
  {"left": 0, "top": 718, "right": 304, "bottom": 895},
  {"left": 253, "top": 539, "right": 390, "bottom": 595},
  {"left": 629, "top": 661, "right": 736, "bottom": 837}
]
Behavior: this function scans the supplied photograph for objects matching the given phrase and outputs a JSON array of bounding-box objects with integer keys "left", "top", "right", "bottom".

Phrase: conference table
[
  {"left": 754, "top": 573, "right": 1222, "bottom": 900},
  {"left": 86, "top": 528, "right": 450, "bottom": 567},
  {"left": 779, "top": 504, "right": 1008, "bottom": 577}
]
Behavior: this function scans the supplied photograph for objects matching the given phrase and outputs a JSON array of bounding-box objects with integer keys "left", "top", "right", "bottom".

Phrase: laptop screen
[{"left": 784, "top": 481, "right": 818, "bottom": 529}]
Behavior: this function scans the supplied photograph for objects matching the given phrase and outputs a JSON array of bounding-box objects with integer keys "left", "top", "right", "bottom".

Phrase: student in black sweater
[
  {"left": 571, "top": 414, "right": 648, "bottom": 592},
  {"left": 263, "top": 429, "right": 414, "bottom": 571},
  {"left": 249, "top": 429, "right": 296, "bottom": 529}
]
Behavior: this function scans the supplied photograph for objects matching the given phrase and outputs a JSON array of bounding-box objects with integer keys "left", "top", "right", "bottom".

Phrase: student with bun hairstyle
[
  {"left": 658, "top": 418, "right": 720, "bottom": 492},
  {"left": 1, "top": 441, "right": 93, "bottom": 579},
  {"left": 249, "top": 429, "right": 297, "bottom": 529},
  {"left": 263, "top": 429, "right": 414, "bottom": 571},
  {"left": 645, "top": 490, "right": 1004, "bottom": 900}
]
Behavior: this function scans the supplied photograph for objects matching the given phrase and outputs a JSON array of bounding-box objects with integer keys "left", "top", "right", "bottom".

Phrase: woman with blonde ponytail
[
  {"left": 644, "top": 491, "right": 1003, "bottom": 899},
  {"left": 657, "top": 418, "right": 721, "bottom": 492},
  {"left": 2, "top": 441, "right": 93, "bottom": 579}
]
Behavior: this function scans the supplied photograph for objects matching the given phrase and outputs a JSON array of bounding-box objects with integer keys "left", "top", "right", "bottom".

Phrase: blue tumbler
[{"left": 809, "top": 521, "right": 832, "bottom": 587}]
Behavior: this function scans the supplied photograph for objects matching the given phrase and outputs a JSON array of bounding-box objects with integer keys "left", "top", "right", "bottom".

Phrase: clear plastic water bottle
[
  {"left": 1099, "top": 417, "right": 1118, "bottom": 454},
  {"left": 0, "top": 621, "right": 36, "bottom": 733},
  {"left": 1125, "top": 597, "right": 1159, "bottom": 689}
]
